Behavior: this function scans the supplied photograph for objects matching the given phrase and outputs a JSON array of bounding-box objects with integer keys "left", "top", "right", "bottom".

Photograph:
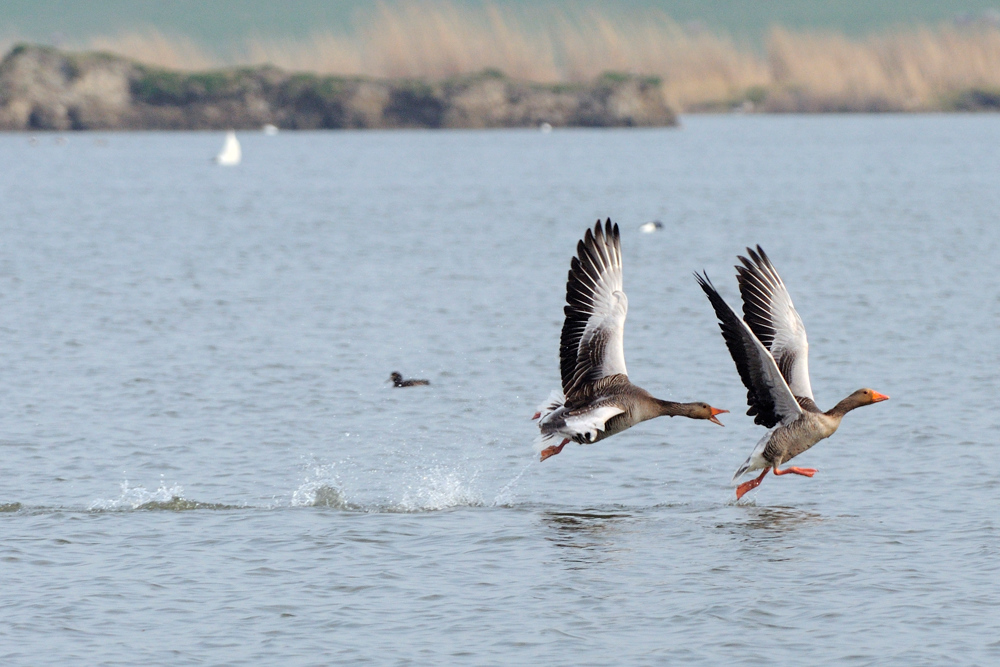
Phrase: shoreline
[
  {"left": 3, "top": 43, "right": 999, "bottom": 133},
  {"left": 0, "top": 45, "right": 676, "bottom": 131}
]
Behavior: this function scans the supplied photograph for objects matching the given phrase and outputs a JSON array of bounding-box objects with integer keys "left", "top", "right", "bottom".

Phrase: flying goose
[
  {"left": 389, "top": 372, "right": 429, "bottom": 387},
  {"left": 696, "top": 246, "right": 888, "bottom": 500},
  {"left": 534, "top": 220, "right": 727, "bottom": 461}
]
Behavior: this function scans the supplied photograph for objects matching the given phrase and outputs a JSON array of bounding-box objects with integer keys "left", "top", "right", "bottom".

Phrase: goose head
[
  {"left": 850, "top": 388, "right": 890, "bottom": 407},
  {"left": 692, "top": 402, "right": 729, "bottom": 425},
  {"left": 830, "top": 388, "right": 889, "bottom": 416}
]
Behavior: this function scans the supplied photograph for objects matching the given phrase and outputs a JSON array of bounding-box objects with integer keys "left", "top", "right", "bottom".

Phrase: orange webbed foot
[
  {"left": 539, "top": 439, "right": 570, "bottom": 462},
  {"left": 736, "top": 469, "right": 769, "bottom": 500},
  {"left": 773, "top": 466, "right": 817, "bottom": 477}
]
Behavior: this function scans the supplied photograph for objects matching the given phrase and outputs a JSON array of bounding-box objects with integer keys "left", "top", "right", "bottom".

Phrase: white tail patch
[
  {"left": 533, "top": 395, "right": 624, "bottom": 453},
  {"left": 533, "top": 389, "right": 567, "bottom": 452},
  {"left": 534, "top": 389, "right": 565, "bottom": 422},
  {"left": 731, "top": 430, "right": 773, "bottom": 485},
  {"left": 564, "top": 405, "right": 624, "bottom": 443}
]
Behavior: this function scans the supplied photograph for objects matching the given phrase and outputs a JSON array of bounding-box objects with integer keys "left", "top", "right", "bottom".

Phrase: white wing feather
[{"left": 738, "top": 248, "right": 814, "bottom": 400}]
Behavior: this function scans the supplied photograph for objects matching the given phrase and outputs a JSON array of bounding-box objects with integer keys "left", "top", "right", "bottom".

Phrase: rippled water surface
[{"left": 2, "top": 117, "right": 999, "bottom": 665}]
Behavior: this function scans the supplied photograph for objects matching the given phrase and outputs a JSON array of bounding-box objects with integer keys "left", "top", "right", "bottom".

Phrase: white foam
[
  {"left": 397, "top": 466, "right": 484, "bottom": 512},
  {"left": 291, "top": 462, "right": 345, "bottom": 508},
  {"left": 89, "top": 480, "right": 186, "bottom": 511},
  {"left": 291, "top": 451, "right": 534, "bottom": 513}
]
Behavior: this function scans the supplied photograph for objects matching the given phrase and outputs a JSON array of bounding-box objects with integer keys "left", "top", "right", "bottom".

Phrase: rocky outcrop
[{"left": 0, "top": 45, "right": 677, "bottom": 130}]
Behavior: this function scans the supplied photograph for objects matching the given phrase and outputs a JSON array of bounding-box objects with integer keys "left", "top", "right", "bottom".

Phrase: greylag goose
[
  {"left": 389, "top": 372, "right": 429, "bottom": 387},
  {"left": 534, "top": 220, "right": 727, "bottom": 461},
  {"left": 696, "top": 246, "right": 888, "bottom": 500}
]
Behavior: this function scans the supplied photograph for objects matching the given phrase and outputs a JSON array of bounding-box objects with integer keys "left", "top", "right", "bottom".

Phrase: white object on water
[
  {"left": 262, "top": 124, "right": 278, "bottom": 135},
  {"left": 639, "top": 221, "right": 664, "bottom": 233},
  {"left": 539, "top": 122, "right": 553, "bottom": 133},
  {"left": 215, "top": 130, "right": 241, "bottom": 165}
]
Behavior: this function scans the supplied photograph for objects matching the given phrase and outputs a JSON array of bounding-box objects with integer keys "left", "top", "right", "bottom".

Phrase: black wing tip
[
  {"left": 693, "top": 270, "right": 715, "bottom": 292},
  {"left": 587, "top": 218, "right": 617, "bottom": 242},
  {"left": 737, "top": 244, "right": 772, "bottom": 270},
  {"left": 575, "top": 218, "right": 620, "bottom": 266}
]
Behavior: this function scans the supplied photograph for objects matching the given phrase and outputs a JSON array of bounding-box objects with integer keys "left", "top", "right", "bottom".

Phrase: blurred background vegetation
[
  {"left": 5, "top": 1, "right": 1000, "bottom": 48},
  {"left": 3, "top": 1, "right": 1000, "bottom": 112}
]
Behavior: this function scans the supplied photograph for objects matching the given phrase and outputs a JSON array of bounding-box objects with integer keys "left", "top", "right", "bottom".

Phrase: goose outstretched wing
[
  {"left": 696, "top": 272, "right": 802, "bottom": 428},
  {"left": 735, "top": 246, "right": 814, "bottom": 401},
  {"left": 560, "top": 220, "right": 628, "bottom": 397}
]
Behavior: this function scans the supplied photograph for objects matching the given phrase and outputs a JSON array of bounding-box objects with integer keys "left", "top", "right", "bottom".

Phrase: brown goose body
[
  {"left": 697, "top": 247, "right": 888, "bottom": 499},
  {"left": 757, "top": 392, "right": 876, "bottom": 467},
  {"left": 534, "top": 220, "right": 726, "bottom": 461},
  {"left": 541, "top": 374, "right": 723, "bottom": 447}
]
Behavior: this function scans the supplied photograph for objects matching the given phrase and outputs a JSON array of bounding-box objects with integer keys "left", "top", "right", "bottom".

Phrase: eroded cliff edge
[{"left": 0, "top": 45, "right": 677, "bottom": 130}]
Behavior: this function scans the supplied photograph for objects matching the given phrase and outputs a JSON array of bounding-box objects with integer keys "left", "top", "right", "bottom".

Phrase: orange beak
[
  {"left": 871, "top": 391, "right": 889, "bottom": 403},
  {"left": 709, "top": 407, "right": 728, "bottom": 426}
]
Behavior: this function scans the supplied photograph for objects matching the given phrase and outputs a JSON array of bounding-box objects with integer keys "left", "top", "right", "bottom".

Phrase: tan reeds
[
  {"left": 88, "top": 30, "right": 217, "bottom": 71},
  {"left": 45, "top": 1, "right": 1000, "bottom": 112}
]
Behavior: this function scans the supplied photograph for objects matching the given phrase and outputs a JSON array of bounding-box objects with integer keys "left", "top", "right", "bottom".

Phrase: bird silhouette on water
[{"left": 390, "top": 372, "right": 430, "bottom": 387}]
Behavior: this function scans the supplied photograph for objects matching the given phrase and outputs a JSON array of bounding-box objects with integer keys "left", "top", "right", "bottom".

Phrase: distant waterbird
[
  {"left": 696, "top": 246, "right": 888, "bottom": 500},
  {"left": 533, "top": 219, "right": 727, "bottom": 462},
  {"left": 390, "top": 372, "right": 430, "bottom": 387},
  {"left": 639, "top": 220, "right": 664, "bottom": 233},
  {"left": 539, "top": 122, "right": 553, "bottom": 133},
  {"left": 262, "top": 124, "right": 279, "bottom": 135},
  {"left": 214, "top": 130, "right": 241, "bottom": 165}
]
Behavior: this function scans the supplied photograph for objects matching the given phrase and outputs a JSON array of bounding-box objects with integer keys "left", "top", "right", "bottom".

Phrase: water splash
[
  {"left": 398, "top": 466, "right": 484, "bottom": 511},
  {"left": 292, "top": 481, "right": 353, "bottom": 509},
  {"left": 492, "top": 460, "right": 534, "bottom": 507},
  {"left": 89, "top": 480, "right": 236, "bottom": 512},
  {"left": 291, "top": 462, "right": 349, "bottom": 508},
  {"left": 292, "top": 457, "right": 492, "bottom": 512},
  {"left": 89, "top": 480, "right": 183, "bottom": 511}
]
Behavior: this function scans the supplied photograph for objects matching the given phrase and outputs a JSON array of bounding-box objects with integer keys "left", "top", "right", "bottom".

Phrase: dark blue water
[{"left": 1, "top": 117, "right": 998, "bottom": 665}]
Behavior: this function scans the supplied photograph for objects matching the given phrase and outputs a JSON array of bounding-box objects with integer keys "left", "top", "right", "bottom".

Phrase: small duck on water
[
  {"left": 390, "top": 372, "right": 430, "bottom": 387},
  {"left": 639, "top": 220, "right": 664, "bottom": 233}
]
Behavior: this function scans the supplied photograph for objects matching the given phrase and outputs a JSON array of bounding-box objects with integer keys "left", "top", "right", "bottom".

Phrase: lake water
[{"left": 1, "top": 116, "right": 998, "bottom": 665}]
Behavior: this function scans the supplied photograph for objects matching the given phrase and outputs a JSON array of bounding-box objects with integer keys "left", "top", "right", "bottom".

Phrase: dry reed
[{"left": 34, "top": 1, "right": 1000, "bottom": 111}]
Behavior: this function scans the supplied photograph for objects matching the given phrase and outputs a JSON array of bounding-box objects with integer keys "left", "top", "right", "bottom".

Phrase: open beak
[
  {"left": 708, "top": 407, "right": 728, "bottom": 426},
  {"left": 871, "top": 391, "right": 889, "bottom": 403}
]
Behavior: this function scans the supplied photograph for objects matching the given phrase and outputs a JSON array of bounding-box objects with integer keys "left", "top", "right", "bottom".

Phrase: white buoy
[
  {"left": 262, "top": 124, "right": 278, "bottom": 135},
  {"left": 639, "top": 221, "right": 664, "bottom": 233},
  {"left": 539, "top": 122, "right": 553, "bottom": 133},
  {"left": 215, "top": 130, "right": 241, "bottom": 165}
]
